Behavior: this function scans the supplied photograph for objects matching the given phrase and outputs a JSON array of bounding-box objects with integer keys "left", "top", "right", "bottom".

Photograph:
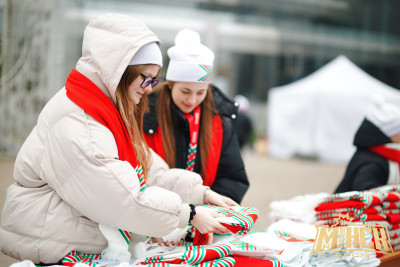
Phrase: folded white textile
[
  {"left": 269, "top": 192, "right": 329, "bottom": 224},
  {"left": 267, "top": 218, "right": 317, "bottom": 239}
]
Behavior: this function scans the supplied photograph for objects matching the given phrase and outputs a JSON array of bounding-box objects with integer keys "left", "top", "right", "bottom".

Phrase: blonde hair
[
  {"left": 115, "top": 65, "right": 155, "bottom": 179},
  {"left": 152, "top": 81, "right": 217, "bottom": 184}
]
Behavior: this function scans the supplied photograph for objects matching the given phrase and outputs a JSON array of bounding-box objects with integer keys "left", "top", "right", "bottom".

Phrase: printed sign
[{"left": 311, "top": 213, "right": 394, "bottom": 258}]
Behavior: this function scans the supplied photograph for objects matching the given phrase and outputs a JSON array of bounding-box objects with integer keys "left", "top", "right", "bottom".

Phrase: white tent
[{"left": 267, "top": 55, "right": 400, "bottom": 163}]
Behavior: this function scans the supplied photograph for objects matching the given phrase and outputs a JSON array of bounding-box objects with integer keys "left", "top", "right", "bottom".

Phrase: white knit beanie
[
  {"left": 366, "top": 94, "right": 400, "bottom": 137},
  {"left": 129, "top": 42, "right": 163, "bottom": 67},
  {"left": 166, "top": 29, "right": 214, "bottom": 83}
]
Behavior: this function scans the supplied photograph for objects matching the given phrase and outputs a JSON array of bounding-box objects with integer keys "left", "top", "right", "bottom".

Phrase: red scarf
[
  {"left": 65, "top": 69, "right": 142, "bottom": 181},
  {"left": 370, "top": 144, "right": 400, "bottom": 175},
  {"left": 184, "top": 105, "right": 201, "bottom": 171},
  {"left": 369, "top": 145, "right": 400, "bottom": 163},
  {"left": 145, "top": 109, "right": 223, "bottom": 186}
]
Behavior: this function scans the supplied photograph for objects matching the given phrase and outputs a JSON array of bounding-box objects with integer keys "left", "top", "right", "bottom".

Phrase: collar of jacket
[
  {"left": 354, "top": 118, "right": 391, "bottom": 148},
  {"left": 143, "top": 84, "right": 238, "bottom": 135}
]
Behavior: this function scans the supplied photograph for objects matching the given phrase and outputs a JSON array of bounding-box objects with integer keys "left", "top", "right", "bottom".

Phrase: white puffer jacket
[{"left": 0, "top": 14, "right": 207, "bottom": 264}]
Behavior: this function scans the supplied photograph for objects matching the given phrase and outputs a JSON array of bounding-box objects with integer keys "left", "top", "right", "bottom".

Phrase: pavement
[{"left": 0, "top": 150, "right": 346, "bottom": 266}]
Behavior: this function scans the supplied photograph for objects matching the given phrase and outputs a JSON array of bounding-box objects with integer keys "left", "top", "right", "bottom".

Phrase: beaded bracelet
[{"left": 189, "top": 204, "right": 196, "bottom": 222}]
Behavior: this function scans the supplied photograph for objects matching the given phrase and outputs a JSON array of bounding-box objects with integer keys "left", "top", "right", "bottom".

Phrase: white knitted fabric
[
  {"left": 99, "top": 224, "right": 131, "bottom": 262},
  {"left": 129, "top": 42, "right": 163, "bottom": 67},
  {"left": 166, "top": 29, "right": 214, "bottom": 83}
]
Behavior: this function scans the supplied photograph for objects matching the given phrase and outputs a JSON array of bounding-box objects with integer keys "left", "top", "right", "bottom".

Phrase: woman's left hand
[{"left": 204, "top": 190, "right": 239, "bottom": 208}]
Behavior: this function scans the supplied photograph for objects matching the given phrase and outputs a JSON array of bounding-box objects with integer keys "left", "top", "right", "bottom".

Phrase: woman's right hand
[
  {"left": 204, "top": 189, "right": 239, "bottom": 208},
  {"left": 190, "top": 206, "right": 230, "bottom": 234}
]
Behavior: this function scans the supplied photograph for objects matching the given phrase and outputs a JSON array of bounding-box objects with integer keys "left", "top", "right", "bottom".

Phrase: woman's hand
[
  {"left": 190, "top": 206, "right": 230, "bottom": 234},
  {"left": 204, "top": 189, "right": 239, "bottom": 208},
  {"left": 148, "top": 237, "right": 165, "bottom": 246}
]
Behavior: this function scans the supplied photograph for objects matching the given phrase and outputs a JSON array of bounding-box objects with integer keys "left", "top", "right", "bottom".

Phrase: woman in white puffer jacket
[{"left": 0, "top": 13, "right": 236, "bottom": 265}]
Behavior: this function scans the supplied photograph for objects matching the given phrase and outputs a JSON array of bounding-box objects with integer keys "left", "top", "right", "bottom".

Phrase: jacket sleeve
[
  {"left": 40, "top": 110, "right": 191, "bottom": 237},
  {"left": 211, "top": 120, "right": 249, "bottom": 203},
  {"left": 146, "top": 149, "right": 208, "bottom": 206}
]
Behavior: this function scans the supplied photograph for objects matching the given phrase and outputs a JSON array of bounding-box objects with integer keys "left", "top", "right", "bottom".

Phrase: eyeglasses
[{"left": 140, "top": 73, "right": 159, "bottom": 88}]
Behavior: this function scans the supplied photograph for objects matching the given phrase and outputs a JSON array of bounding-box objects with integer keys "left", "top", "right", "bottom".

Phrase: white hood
[{"left": 76, "top": 13, "right": 160, "bottom": 104}]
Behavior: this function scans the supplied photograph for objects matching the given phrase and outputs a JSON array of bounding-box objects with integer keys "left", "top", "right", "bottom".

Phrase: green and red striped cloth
[
  {"left": 184, "top": 106, "right": 201, "bottom": 172},
  {"left": 138, "top": 244, "right": 233, "bottom": 266},
  {"left": 193, "top": 206, "right": 259, "bottom": 246},
  {"left": 314, "top": 184, "right": 400, "bottom": 252},
  {"left": 62, "top": 244, "right": 235, "bottom": 267}
]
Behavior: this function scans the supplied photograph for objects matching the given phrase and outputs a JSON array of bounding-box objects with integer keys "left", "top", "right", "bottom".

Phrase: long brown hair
[
  {"left": 153, "top": 81, "right": 217, "bottom": 184},
  {"left": 115, "top": 65, "right": 156, "bottom": 179}
]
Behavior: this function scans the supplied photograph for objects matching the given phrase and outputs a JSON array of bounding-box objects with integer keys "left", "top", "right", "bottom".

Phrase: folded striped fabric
[
  {"left": 233, "top": 255, "right": 284, "bottom": 267},
  {"left": 364, "top": 184, "right": 400, "bottom": 194},
  {"left": 62, "top": 252, "right": 100, "bottom": 266},
  {"left": 137, "top": 244, "right": 234, "bottom": 266},
  {"left": 303, "top": 185, "right": 400, "bottom": 252},
  {"left": 389, "top": 228, "right": 400, "bottom": 239},
  {"left": 383, "top": 208, "right": 400, "bottom": 215},
  {"left": 192, "top": 206, "right": 259, "bottom": 246},
  {"left": 62, "top": 245, "right": 235, "bottom": 267},
  {"left": 228, "top": 241, "right": 285, "bottom": 266},
  {"left": 383, "top": 191, "right": 400, "bottom": 202},
  {"left": 315, "top": 200, "right": 368, "bottom": 211},
  {"left": 140, "top": 257, "right": 235, "bottom": 267},
  {"left": 387, "top": 214, "right": 400, "bottom": 224},
  {"left": 316, "top": 213, "right": 386, "bottom": 222},
  {"left": 361, "top": 206, "right": 383, "bottom": 214},
  {"left": 382, "top": 201, "right": 400, "bottom": 209},
  {"left": 391, "top": 237, "right": 400, "bottom": 247},
  {"left": 61, "top": 206, "right": 259, "bottom": 266},
  {"left": 392, "top": 243, "right": 400, "bottom": 252},
  {"left": 328, "top": 191, "right": 383, "bottom": 204}
]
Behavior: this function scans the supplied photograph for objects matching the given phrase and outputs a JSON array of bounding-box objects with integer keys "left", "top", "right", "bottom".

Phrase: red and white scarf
[
  {"left": 193, "top": 206, "right": 259, "bottom": 246},
  {"left": 65, "top": 69, "right": 145, "bottom": 187},
  {"left": 184, "top": 105, "right": 201, "bottom": 172}
]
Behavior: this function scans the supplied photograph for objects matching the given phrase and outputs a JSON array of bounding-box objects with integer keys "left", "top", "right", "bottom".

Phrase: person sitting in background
[
  {"left": 232, "top": 94, "right": 254, "bottom": 149},
  {"left": 335, "top": 95, "right": 400, "bottom": 193},
  {"left": 143, "top": 29, "right": 249, "bottom": 204}
]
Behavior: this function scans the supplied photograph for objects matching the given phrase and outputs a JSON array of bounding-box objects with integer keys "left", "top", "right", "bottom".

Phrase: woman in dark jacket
[
  {"left": 335, "top": 96, "right": 400, "bottom": 193},
  {"left": 143, "top": 29, "right": 249, "bottom": 204}
]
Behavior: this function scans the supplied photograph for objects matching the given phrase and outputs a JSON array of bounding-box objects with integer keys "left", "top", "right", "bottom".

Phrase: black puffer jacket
[
  {"left": 334, "top": 119, "right": 391, "bottom": 193},
  {"left": 144, "top": 85, "right": 249, "bottom": 203}
]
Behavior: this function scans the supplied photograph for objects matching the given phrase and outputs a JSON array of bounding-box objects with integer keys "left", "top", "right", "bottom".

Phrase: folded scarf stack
[{"left": 314, "top": 184, "right": 400, "bottom": 252}]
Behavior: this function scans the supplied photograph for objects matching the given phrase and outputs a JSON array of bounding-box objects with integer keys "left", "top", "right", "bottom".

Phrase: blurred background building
[{"left": 1, "top": 0, "right": 399, "bottom": 157}]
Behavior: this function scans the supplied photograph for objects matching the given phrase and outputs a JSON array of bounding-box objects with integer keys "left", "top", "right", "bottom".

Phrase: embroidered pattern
[
  {"left": 187, "top": 144, "right": 197, "bottom": 171},
  {"left": 197, "top": 64, "right": 212, "bottom": 82}
]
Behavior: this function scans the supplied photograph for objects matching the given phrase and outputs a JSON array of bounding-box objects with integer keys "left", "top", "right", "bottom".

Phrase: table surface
[{"left": 380, "top": 251, "right": 400, "bottom": 267}]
